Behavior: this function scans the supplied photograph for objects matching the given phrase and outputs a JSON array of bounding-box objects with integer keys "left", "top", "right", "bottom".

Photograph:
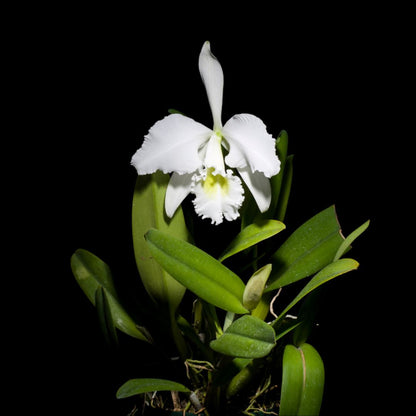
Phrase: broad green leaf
[
  {"left": 280, "top": 343, "right": 325, "bottom": 416},
  {"left": 95, "top": 286, "right": 118, "bottom": 347},
  {"left": 209, "top": 315, "right": 275, "bottom": 358},
  {"left": 267, "top": 205, "right": 345, "bottom": 291},
  {"left": 334, "top": 219, "right": 370, "bottom": 261},
  {"left": 116, "top": 378, "right": 190, "bottom": 399},
  {"left": 145, "top": 229, "right": 248, "bottom": 314},
  {"left": 132, "top": 172, "right": 190, "bottom": 313},
  {"left": 297, "top": 344, "right": 325, "bottom": 415},
  {"left": 218, "top": 220, "right": 285, "bottom": 262},
  {"left": 273, "top": 258, "right": 359, "bottom": 326},
  {"left": 280, "top": 344, "right": 303, "bottom": 415},
  {"left": 71, "top": 249, "right": 150, "bottom": 342},
  {"left": 243, "top": 264, "right": 272, "bottom": 311}
]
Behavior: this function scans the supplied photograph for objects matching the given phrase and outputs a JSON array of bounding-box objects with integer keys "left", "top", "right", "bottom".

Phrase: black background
[{"left": 18, "top": 4, "right": 408, "bottom": 415}]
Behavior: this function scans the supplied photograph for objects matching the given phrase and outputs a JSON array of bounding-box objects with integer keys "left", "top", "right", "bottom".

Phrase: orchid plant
[{"left": 71, "top": 42, "right": 369, "bottom": 415}]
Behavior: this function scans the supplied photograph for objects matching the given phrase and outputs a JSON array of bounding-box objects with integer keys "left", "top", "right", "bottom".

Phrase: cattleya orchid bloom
[{"left": 131, "top": 42, "right": 281, "bottom": 225}]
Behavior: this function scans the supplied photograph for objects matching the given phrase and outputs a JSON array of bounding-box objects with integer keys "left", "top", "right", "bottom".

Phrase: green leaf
[
  {"left": 274, "top": 154, "right": 293, "bottom": 222},
  {"left": 145, "top": 228, "right": 249, "bottom": 314},
  {"left": 71, "top": 249, "right": 150, "bottom": 342},
  {"left": 273, "top": 258, "right": 359, "bottom": 326},
  {"left": 116, "top": 378, "right": 190, "bottom": 399},
  {"left": 71, "top": 249, "right": 116, "bottom": 302},
  {"left": 280, "top": 343, "right": 325, "bottom": 416},
  {"left": 266, "top": 130, "right": 289, "bottom": 218},
  {"left": 334, "top": 219, "right": 370, "bottom": 261},
  {"left": 95, "top": 286, "right": 118, "bottom": 347},
  {"left": 132, "top": 172, "right": 190, "bottom": 313},
  {"left": 168, "top": 108, "right": 185, "bottom": 115},
  {"left": 243, "top": 264, "right": 272, "bottom": 311},
  {"left": 209, "top": 315, "right": 275, "bottom": 358},
  {"left": 218, "top": 220, "right": 285, "bottom": 262},
  {"left": 267, "top": 205, "right": 345, "bottom": 291}
]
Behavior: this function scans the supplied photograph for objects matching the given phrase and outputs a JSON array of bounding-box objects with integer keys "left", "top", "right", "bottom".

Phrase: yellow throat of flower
[{"left": 203, "top": 168, "right": 229, "bottom": 197}]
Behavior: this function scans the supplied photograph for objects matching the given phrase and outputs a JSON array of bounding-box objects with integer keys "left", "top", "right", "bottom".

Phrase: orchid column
[{"left": 131, "top": 42, "right": 281, "bottom": 225}]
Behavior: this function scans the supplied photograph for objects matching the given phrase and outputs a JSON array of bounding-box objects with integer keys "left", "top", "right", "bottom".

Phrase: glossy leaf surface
[
  {"left": 274, "top": 258, "right": 359, "bottom": 325},
  {"left": 116, "top": 378, "right": 190, "bottom": 399},
  {"left": 218, "top": 220, "right": 285, "bottom": 262},
  {"left": 210, "top": 315, "right": 275, "bottom": 358},
  {"left": 71, "top": 249, "right": 150, "bottom": 342},
  {"left": 280, "top": 343, "right": 324, "bottom": 416},
  {"left": 145, "top": 229, "right": 248, "bottom": 314},
  {"left": 132, "top": 172, "right": 190, "bottom": 313},
  {"left": 95, "top": 286, "right": 118, "bottom": 347},
  {"left": 267, "top": 205, "right": 345, "bottom": 291}
]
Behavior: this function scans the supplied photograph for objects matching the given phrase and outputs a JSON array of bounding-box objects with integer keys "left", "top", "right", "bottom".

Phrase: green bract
[{"left": 243, "top": 264, "right": 272, "bottom": 311}]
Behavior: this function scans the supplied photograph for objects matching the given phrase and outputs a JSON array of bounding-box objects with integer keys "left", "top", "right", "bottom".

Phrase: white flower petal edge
[
  {"left": 165, "top": 172, "right": 194, "bottom": 218},
  {"left": 237, "top": 167, "right": 272, "bottom": 213},
  {"left": 223, "top": 114, "right": 281, "bottom": 178},
  {"left": 192, "top": 168, "right": 245, "bottom": 225},
  {"left": 131, "top": 114, "right": 212, "bottom": 175},
  {"left": 199, "top": 41, "right": 224, "bottom": 130}
]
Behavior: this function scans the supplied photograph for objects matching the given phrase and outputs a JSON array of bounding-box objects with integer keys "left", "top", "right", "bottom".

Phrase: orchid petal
[
  {"left": 238, "top": 167, "right": 271, "bottom": 213},
  {"left": 165, "top": 172, "right": 194, "bottom": 218},
  {"left": 203, "top": 133, "right": 226, "bottom": 174},
  {"left": 131, "top": 114, "right": 211, "bottom": 175},
  {"left": 199, "top": 41, "right": 224, "bottom": 130},
  {"left": 223, "top": 114, "right": 281, "bottom": 178},
  {"left": 192, "top": 169, "right": 245, "bottom": 225}
]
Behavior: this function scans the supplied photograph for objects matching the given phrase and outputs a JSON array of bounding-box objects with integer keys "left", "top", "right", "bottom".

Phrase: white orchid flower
[{"left": 131, "top": 41, "right": 281, "bottom": 225}]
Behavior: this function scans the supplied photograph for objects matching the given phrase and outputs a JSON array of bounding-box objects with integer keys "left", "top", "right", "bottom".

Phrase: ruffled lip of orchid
[{"left": 191, "top": 168, "right": 245, "bottom": 225}]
